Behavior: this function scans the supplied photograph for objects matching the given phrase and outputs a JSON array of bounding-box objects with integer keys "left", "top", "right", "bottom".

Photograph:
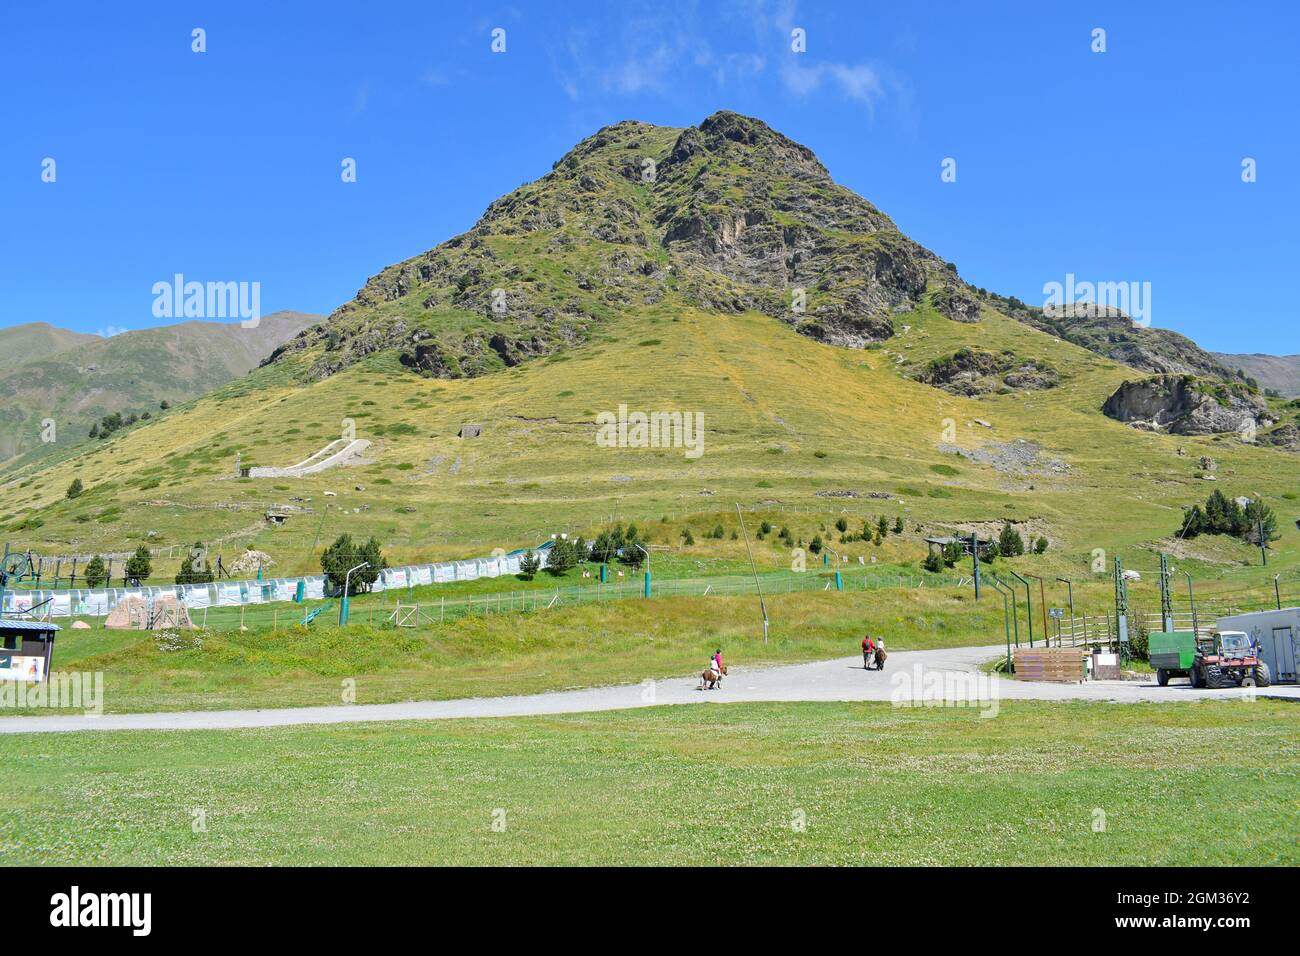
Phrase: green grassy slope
[{"left": 2, "top": 291, "right": 1294, "bottom": 582}]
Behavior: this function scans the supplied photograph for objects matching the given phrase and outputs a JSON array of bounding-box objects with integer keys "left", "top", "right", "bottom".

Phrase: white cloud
[
  {"left": 780, "top": 61, "right": 884, "bottom": 107},
  {"left": 552, "top": 6, "right": 769, "bottom": 101},
  {"left": 97, "top": 325, "right": 127, "bottom": 338}
]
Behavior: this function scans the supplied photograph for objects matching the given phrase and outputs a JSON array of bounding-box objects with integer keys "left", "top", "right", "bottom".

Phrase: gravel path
[{"left": 2, "top": 644, "right": 1296, "bottom": 734}]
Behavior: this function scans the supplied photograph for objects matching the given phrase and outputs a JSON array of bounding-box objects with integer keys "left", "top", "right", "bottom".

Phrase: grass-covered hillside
[{"left": 0, "top": 113, "right": 1294, "bottom": 592}]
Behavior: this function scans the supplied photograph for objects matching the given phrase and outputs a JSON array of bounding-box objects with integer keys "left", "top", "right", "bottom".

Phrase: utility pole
[
  {"left": 1158, "top": 553, "right": 1174, "bottom": 632},
  {"left": 988, "top": 576, "right": 1013, "bottom": 672},
  {"left": 993, "top": 574, "right": 1020, "bottom": 652},
  {"left": 1056, "top": 577, "right": 1074, "bottom": 644},
  {"left": 1025, "top": 573, "right": 1049, "bottom": 646},
  {"left": 971, "top": 532, "right": 981, "bottom": 599},
  {"left": 1181, "top": 569, "right": 1197, "bottom": 635},
  {"left": 735, "top": 504, "right": 768, "bottom": 642},
  {"left": 1114, "top": 556, "right": 1130, "bottom": 656},
  {"left": 1009, "top": 570, "right": 1034, "bottom": 647}
]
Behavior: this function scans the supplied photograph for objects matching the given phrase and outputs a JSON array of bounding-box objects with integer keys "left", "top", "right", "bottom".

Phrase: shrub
[
  {"left": 518, "top": 550, "right": 540, "bottom": 580},
  {"left": 546, "top": 537, "right": 577, "bottom": 574},
  {"left": 175, "top": 542, "right": 215, "bottom": 585},
  {"left": 998, "top": 524, "right": 1025, "bottom": 557},
  {"left": 320, "top": 534, "right": 386, "bottom": 595},
  {"left": 83, "top": 555, "right": 108, "bottom": 588},
  {"left": 65, "top": 478, "right": 84, "bottom": 499},
  {"left": 124, "top": 545, "right": 152, "bottom": 585}
]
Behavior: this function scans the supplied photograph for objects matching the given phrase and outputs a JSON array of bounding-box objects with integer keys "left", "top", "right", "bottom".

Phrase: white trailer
[{"left": 1215, "top": 607, "right": 1300, "bottom": 684}]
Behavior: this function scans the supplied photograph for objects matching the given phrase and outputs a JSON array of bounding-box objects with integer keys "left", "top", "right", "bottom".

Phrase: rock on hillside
[
  {"left": 1101, "top": 374, "right": 1273, "bottom": 436},
  {"left": 913, "top": 348, "right": 1059, "bottom": 397}
]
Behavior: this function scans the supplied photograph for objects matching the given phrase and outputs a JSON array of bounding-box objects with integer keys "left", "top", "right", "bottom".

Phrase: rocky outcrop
[
  {"left": 987, "top": 298, "right": 1234, "bottom": 380},
  {"left": 1260, "top": 422, "right": 1300, "bottom": 451},
  {"left": 913, "top": 348, "right": 1059, "bottom": 397},
  {"left": 932, "top": 282, "right": 982, "bottom": 323},
  {"left": 1101, "top": 375, "right": 1273, "bottom": 435}
]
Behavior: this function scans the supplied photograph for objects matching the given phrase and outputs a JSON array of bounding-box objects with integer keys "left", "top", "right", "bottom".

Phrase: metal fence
[{"left": 108, "top": 565, "right": 971, "bottom": 633}]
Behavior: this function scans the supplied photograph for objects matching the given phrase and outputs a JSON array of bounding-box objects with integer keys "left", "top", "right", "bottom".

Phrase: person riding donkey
[
  {"left": 700, "top": 648, "right": 726, "bottom": 690},
  {"left": 874, "top": 638, "right": 887, "bottom": 671}
]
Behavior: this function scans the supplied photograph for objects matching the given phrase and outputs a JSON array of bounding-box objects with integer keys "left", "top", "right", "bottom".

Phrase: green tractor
[{"left": 1149, "top": 630, "right": 1272, "bottom": 689}]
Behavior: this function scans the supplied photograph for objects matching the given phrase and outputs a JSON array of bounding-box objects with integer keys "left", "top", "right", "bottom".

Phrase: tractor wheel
[
  {"left": 1204, "top": 665, "right": 1230, "bottom": 689},
  {"left": 1254, "top": 662, "right": 1272, "bottom": 688},
  {"left": 1189, "top": 665, "right": 1203, "bottom": 688},
  {"left": 1156, "top": 668, "right": 1169, "bottom": 687}
]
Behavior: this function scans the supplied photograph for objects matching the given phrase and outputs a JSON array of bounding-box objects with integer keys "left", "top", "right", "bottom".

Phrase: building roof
[{"left": 0, "top": 618, "right": 61, "bottom": 633}]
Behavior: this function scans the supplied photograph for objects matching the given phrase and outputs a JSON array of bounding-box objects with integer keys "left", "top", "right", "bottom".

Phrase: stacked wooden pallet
[{"left": 1013, "top": 647, "right": 1086, "bottom": 682}]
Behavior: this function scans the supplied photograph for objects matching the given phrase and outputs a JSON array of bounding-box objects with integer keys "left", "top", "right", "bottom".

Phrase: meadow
[{"left": 2, "top": 699, "right": 1294, "bottom": 866}]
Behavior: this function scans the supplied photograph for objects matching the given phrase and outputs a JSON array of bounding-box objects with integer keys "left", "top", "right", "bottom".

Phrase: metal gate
[{"left": 1270, "top": 626, "right": 1297, "bottom": 683}]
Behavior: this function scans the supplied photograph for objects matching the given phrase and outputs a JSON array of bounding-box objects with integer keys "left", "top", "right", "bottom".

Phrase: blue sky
[{"left": 3, "top": 0, "right": 1297, "bottom": 352}]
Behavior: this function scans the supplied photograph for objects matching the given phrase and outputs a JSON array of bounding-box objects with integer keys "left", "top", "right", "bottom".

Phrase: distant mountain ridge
[
  {"left": 1212, "top": 352, "right": 1300, "bottom": 397},
  {"left": 0, "top": 323, "right": 99, "bottom": 371},
  {"left": 0, "top": 311, "right": 319, "bottom": 466}
]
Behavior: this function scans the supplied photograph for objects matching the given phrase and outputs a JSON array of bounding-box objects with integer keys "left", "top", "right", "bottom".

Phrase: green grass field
[{"left": 2, "top": 700, "right": 1294, "bottom": 866}]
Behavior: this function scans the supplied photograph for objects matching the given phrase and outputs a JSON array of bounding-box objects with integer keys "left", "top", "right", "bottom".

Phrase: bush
[
  {"left": 998, "top": 523, "right": 1025, "bottom": 557},
  {"left": 518, "top": 550, "right": 540, "bottom": 580},
  {"left": 835, "top": 517, "right": 848, "bottom": 533},
  {"left": 546, "top": 537, "right": 577, "bottom": 574},
  {"left": 893, "top": 516, "right": 905, "bottom": 534},
  {"left": 175, "top": 541, "right": 215, "bottom": 585},
  {"left": 320, "top": 534, "right": 386, "bottom": 595},
  {"left": 83, "top": 555, "right": 107, "bottom": 588},
  {"left": 923, "top": 551, "right": 944, "bottom": 573},
  {"left": 124, "top": 545, "right": 152, "bottom": 585},
  {"left": 1179, "top": 490, "right": 1280, "bottom": 546},
  {"left": 65, "top": 478, "right": 84, "bottom": 499},
  {"left": 809, "top": 535, "right": 823, "bottom": 555},
  {"left": 681, "top": 529, "right": 695, "bottom": 546},
  {"left": 1034, "top": 536, "right": 1049, "bottom": 554}
]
